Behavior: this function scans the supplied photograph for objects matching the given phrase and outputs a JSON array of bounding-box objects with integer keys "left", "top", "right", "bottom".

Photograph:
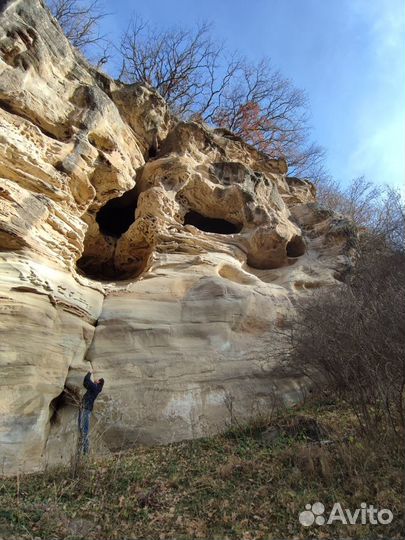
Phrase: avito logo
[{"left": 299, "top": 501, "right": 393, "bottom": 527}]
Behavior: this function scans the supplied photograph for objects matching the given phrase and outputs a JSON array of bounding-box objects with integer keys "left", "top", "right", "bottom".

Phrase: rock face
[{"left": 0, "top": 0, "right": 356, "bottom": 474}]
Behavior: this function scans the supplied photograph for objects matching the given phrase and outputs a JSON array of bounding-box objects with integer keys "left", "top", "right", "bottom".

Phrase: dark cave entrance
[
  {"left": 49, "top": 387, "right": 79, "bottom": 426},
  {"left": 96, "top": 187, "right": 139, "bottom": 237},
  {"left": 76, "top": 186, "right": 149, "bottom": 282},
  {"left": 286, "top": 235, "right": 306, "bottom": 258},
  {"left": 184, "top": 210, "right": 242, "bottom": 234}
]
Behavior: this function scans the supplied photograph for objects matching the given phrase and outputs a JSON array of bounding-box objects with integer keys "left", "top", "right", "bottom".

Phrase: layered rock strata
[{"left": 0, "top": 0, "right": 356, "bottom": 473}]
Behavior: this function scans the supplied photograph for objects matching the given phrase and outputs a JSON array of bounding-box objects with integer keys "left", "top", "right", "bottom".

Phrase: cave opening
[
  {"left": 286, "top": 235, "right": 306, "bottom": 258},
  {"left": 76, "top": 185, "right": 150, "bottom": 282},
  {"left": 49, "top": 387, "right": 79, "bottom": 426},
  {"left": 184, "top": 210, "right": 242, "bottom": 234},
  {"left": 96, "top": 187, "right": 139, "bottom": 237}
]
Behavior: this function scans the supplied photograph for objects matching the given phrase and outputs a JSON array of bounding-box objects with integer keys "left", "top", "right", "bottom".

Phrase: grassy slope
[{"left": 0, "top": 399, "right": 404, "bottom": 539}]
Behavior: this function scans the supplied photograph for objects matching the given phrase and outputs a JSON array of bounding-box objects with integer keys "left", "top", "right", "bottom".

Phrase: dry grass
[{"left": 0, "top": 398, "right": 403, "bottom": 539}]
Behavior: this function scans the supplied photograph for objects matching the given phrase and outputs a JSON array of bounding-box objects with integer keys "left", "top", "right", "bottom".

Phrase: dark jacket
[{"left": 82, "top": 372, "right": 103, "bottom": 411}]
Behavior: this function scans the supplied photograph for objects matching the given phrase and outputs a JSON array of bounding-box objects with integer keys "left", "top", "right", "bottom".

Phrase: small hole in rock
[
  {"left": 96, "top": 187, "right": 138, "bottom": 237},
  {"left": 184, "top": 210, "right": 242, "bottom": 234},
  {"left": 286, "top": 235, "right": 306, "bottom": 258}
]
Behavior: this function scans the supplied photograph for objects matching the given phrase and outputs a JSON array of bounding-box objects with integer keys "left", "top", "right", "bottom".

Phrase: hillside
[{"left": 0, "top": 398, "right": 403, "bottom": 539}]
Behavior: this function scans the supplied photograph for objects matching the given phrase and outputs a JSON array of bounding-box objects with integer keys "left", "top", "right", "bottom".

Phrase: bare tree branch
[
  {"left": 117, "top": 18, "right": 325, "bottom": 179},
  {"left": 211, "top": 59, "right": 326, "bottom": 177},
  {"left": 283, "top": 241, "right": 405, "bottom": 437},
  {"left": 118, "top": 18, "right": 227, "bottom": 118},
  {"left": 280, "top": 183, "right": 405, "bottom": 437},
  {"left": 47, "top": 0, "right": 109, "bottom": 61}
]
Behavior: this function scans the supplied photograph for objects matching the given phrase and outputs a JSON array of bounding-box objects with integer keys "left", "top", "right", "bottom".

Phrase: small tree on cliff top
[{"left": 210, "top": 59, "right": 326, "bottom": 179}]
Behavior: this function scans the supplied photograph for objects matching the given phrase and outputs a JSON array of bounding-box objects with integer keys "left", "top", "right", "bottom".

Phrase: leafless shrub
[
  {"left": 372, "top": 187, "right": 405, "bottom": 251},
  {"left": 281, "top": 191, "right": 405, "bottom": 438},
  {"left": 317, "top": 177, "right": 405, "bottom": 255},
  {"left": 316, "top": 176, "right": 383, "bottom": 227}
]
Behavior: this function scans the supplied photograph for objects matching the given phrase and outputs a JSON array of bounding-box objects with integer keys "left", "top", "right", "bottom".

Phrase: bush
[{"left": 282, "top": 189, "right": 405, "bottom": 439}]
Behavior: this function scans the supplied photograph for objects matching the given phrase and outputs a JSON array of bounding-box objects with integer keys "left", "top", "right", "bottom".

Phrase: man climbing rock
[{"left": 79, "top": 370, "right": 104, "bottom": 454}]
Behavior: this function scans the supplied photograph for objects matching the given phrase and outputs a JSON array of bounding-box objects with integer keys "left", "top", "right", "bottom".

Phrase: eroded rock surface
[{"left": 0, "top": 0, "right": 356, "bottom": 473}]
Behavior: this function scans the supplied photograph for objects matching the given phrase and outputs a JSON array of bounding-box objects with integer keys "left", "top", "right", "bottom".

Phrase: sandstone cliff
[{"left": 0, "top": 0, "right": 356, "bottom": 474}]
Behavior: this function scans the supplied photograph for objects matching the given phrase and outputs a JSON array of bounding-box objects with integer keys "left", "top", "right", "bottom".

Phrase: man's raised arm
[{"left": 83, "top": 371, "right": 98, "bottom": 391}]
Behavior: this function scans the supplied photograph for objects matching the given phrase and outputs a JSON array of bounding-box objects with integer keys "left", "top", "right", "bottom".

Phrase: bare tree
[
  {"left": 47, "top": 0, "right": 108, "bottom": 55},
  {"left": 316, "top": 176, "right": 383, "bottom": 227},
  {"left": 118, "top": 19, "right": 240, "bottom": 118},
  {"left": 316, "top": 176, "right": 405, "bottom": 248},
  {"left": 373, "top": 187, "right": 405, "bottom": 251},
  {"left": 118, "top": 19, "right": 324, "bottom": 179},
  {"left": 210, "top": 59, "right": 325, "bottom": 178}
]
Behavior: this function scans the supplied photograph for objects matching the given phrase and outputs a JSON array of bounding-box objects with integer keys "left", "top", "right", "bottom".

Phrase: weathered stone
[{"left": 0, "top": 0, "right": 356, "bottom": 474}]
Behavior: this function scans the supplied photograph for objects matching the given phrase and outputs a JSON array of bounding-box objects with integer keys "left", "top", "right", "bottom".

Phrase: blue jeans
[{"left": 79, "top": 409, "right": 91, "bottom": 454}]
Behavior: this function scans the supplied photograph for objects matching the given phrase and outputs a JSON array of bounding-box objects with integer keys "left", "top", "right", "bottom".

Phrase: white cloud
[
  {"left": 346, "top": 0, "right": 405, "bottom": 57},
  {"left": 348, "top": 114, "right": 404, "bottom": 188},
  {"left": 343, "top": 0, "right": 405, "bottom": 189}
]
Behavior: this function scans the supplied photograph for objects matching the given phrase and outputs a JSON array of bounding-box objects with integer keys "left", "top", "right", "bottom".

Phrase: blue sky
[{"left": 99, "top": 0, "right": 404, "bottom": 190}]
